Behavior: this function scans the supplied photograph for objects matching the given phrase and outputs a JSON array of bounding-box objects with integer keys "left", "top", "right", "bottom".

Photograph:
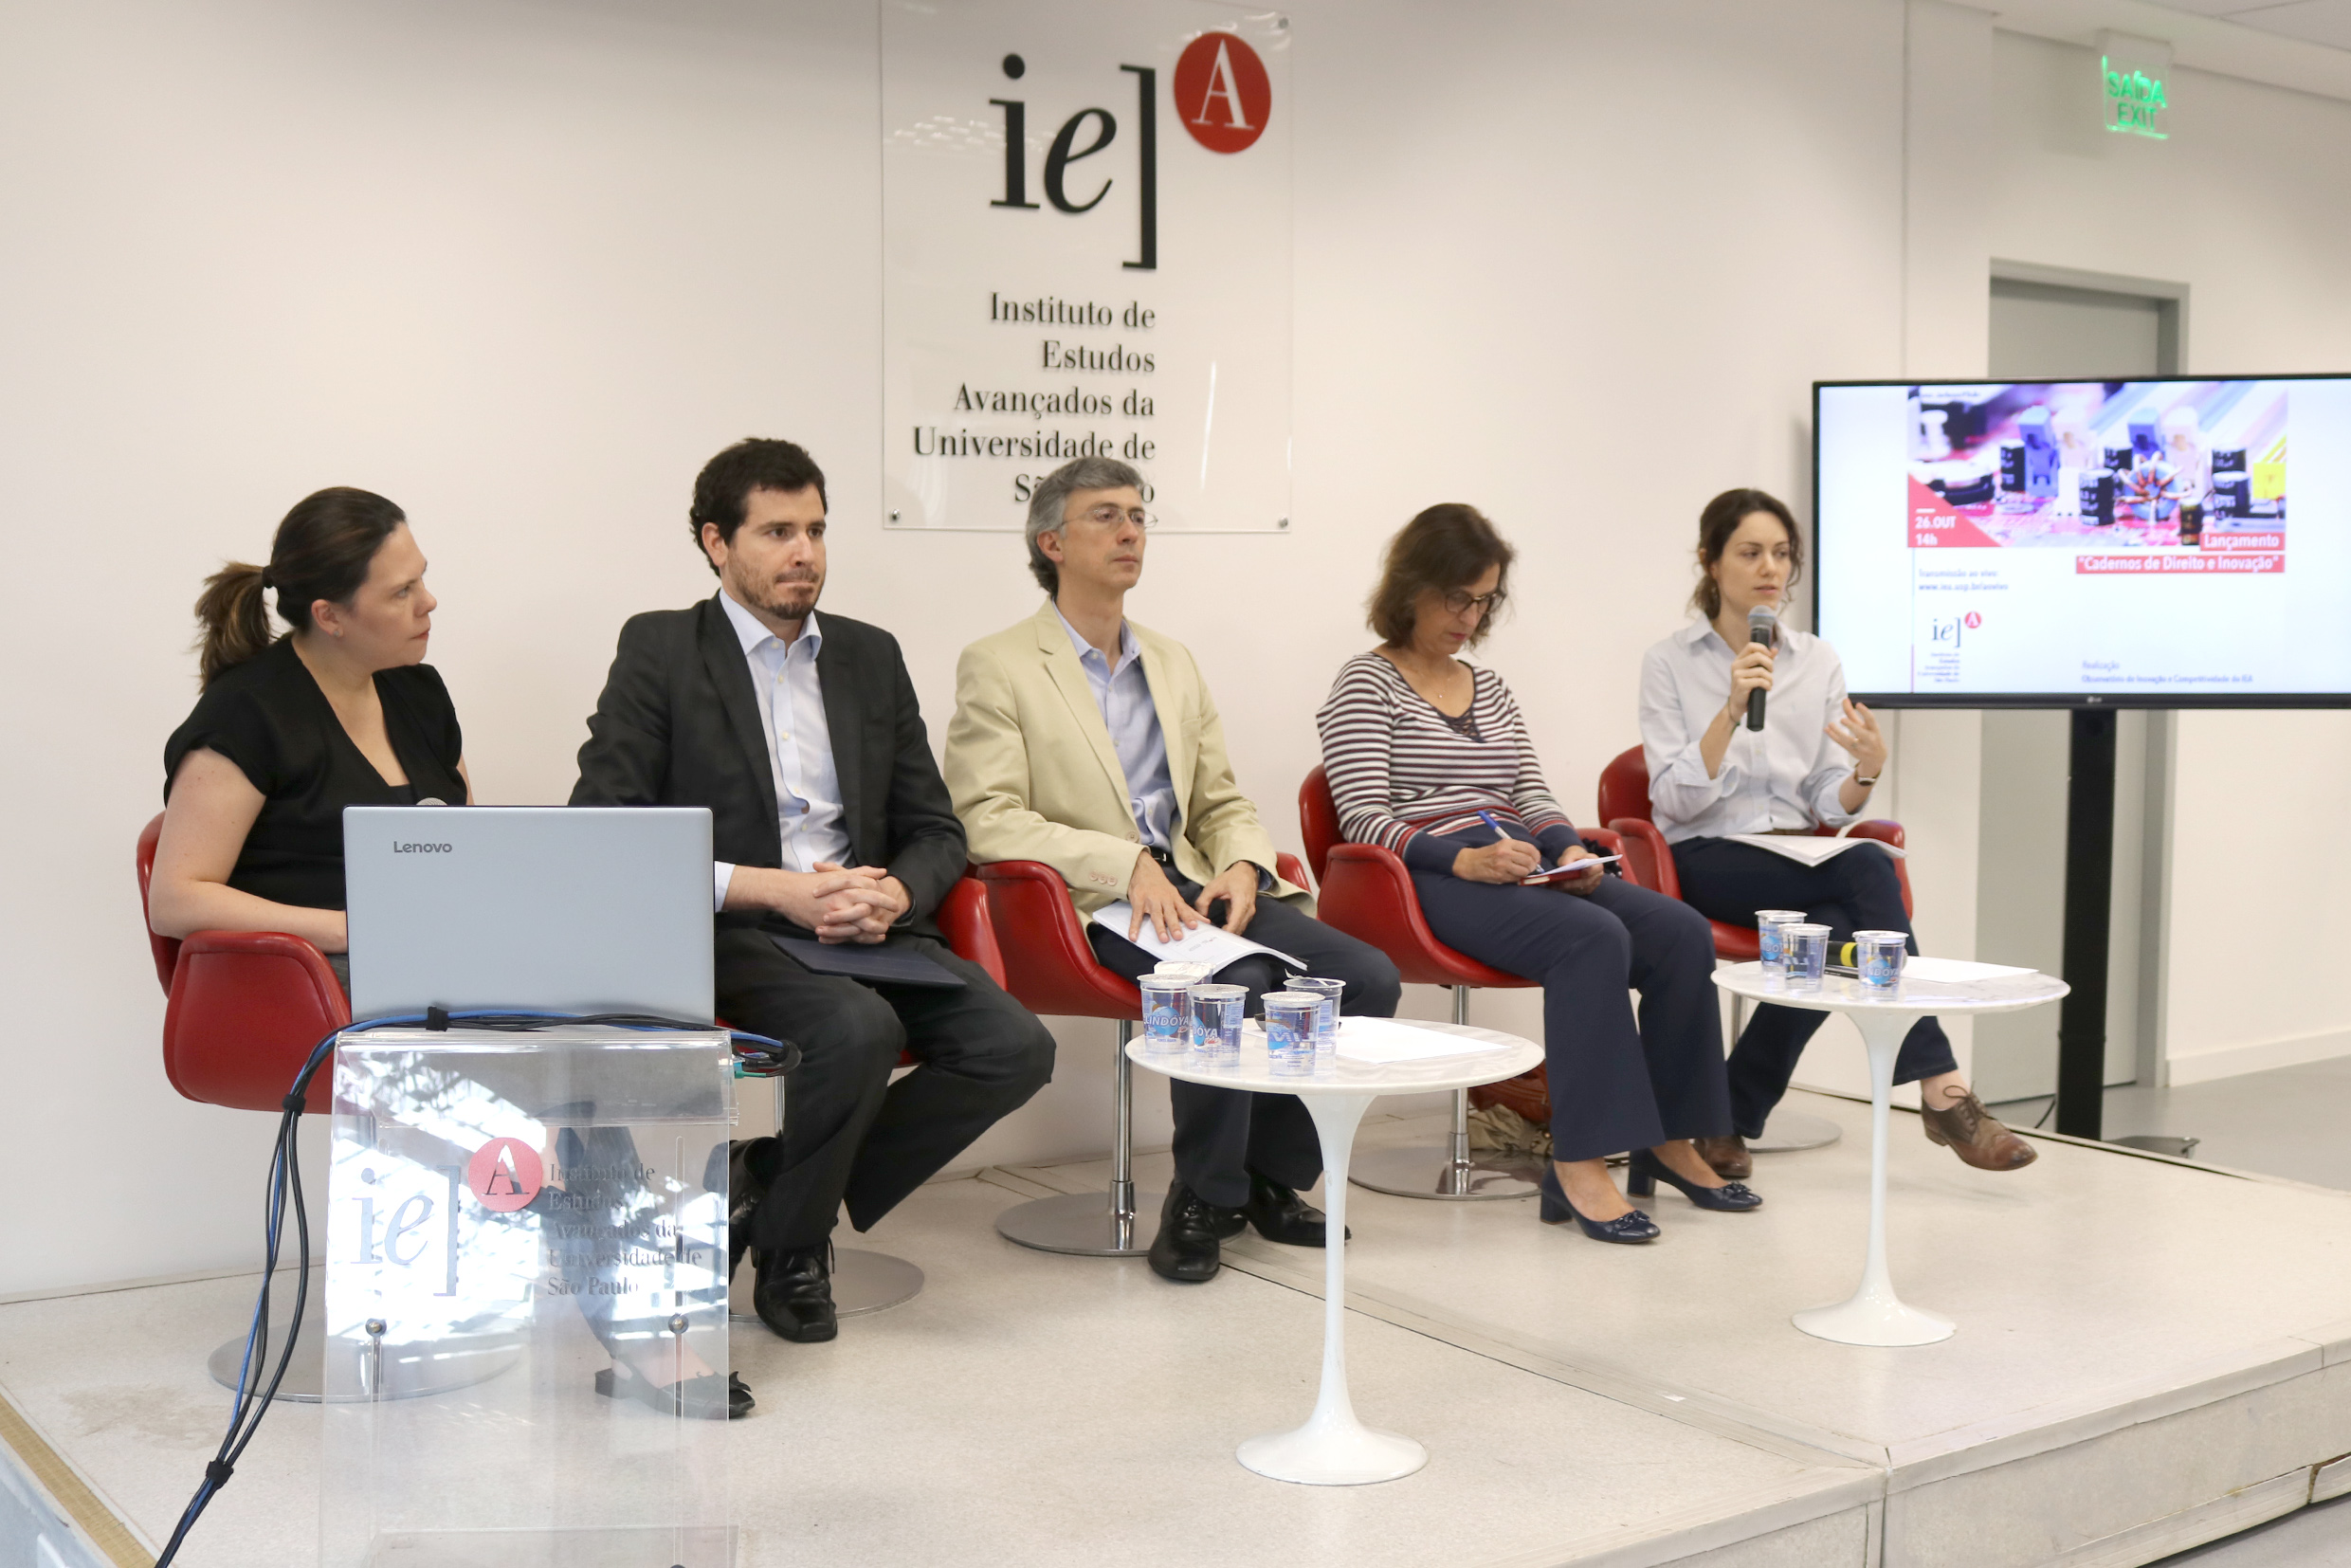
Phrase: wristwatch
[{"left": 1852, "top": 769, "right": 1881, "bottom": 788}]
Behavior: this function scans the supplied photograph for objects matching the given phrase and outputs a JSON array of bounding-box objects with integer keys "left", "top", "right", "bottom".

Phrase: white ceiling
[{"left": 2139, "top": 0, "right": 2351, "bottom": 52}]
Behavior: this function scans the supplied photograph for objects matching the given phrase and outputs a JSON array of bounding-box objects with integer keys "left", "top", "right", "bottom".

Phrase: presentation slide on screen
[{"left": 1816, "top": 378, "right": 2351, "bottom": 698}]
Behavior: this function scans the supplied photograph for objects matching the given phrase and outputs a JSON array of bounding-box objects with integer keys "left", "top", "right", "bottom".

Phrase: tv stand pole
[{"left": 2056, "top": 706, "right": 2117, "bottom": 1139}]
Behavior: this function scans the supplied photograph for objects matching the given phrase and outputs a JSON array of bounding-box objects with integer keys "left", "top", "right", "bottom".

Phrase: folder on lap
[{"left": 771, "top": 935, "right": 967, "bottom": 989}]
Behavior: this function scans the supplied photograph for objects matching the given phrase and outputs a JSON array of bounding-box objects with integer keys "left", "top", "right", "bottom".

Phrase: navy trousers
[
  {"left": 1089, "top": 883, "right": 1402, "bottom": 1208},
  {"left": 1670, "top": 837, "right": 1958, "bottom": 1140},
  {"left": 1410, "top": 872, "right": 1730, "bottom": 1163}
]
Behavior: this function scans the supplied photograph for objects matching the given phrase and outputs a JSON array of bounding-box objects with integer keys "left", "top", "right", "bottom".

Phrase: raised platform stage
[{"left": 5, "top": 1089, "right": 2349, "bottom": 1567}]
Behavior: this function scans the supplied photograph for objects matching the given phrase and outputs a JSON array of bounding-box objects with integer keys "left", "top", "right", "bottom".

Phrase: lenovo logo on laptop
[{"left": 392, "top": 842, "right": 453, "bottom": 854}]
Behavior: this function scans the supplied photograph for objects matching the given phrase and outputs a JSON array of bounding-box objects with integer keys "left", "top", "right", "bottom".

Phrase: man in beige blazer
[{"left": 946, "top": 456, "right": 1400, "bottom": 1285}]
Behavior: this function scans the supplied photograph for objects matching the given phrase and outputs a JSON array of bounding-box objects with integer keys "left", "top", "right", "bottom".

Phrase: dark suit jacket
[{"left": 571, "top": 594, "right": 966, "bottom": 940}]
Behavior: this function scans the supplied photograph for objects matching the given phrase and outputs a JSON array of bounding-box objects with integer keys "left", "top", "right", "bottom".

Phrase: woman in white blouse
[{"left": 1638, "top": 488, "right": 2033, "bottom": 1178}]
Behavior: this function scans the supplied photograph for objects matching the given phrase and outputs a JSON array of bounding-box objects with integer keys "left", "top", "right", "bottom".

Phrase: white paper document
[
  {"left": 1521, "top": 854, "right": 1621, "bottom": 884},
  {"left": 1332, "top": 1017, "right": 1502, "bottom": 1064},
  {"left": 1722, "top": 833, "right": 1905, "bottom": 866},
  {"left": 1089, "top": 903, "right": 1304, "bottom": 974},
  {"left": 1895, "top": 957, "right": 2036, "bottom": 982}
]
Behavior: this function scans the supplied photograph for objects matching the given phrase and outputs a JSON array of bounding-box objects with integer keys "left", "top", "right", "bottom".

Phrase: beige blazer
[{"left": 946, "top": 601, "right": 1309, "bottom": 919}]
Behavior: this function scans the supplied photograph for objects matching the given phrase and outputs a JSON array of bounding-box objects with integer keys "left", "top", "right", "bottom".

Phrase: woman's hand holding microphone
[{"left": 1722, "top": 639, "right": 1775, "bottom": 726}]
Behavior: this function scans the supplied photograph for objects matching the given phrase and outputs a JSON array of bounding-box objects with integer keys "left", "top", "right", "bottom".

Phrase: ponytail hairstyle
[
  {"left": 1690, "top": 487, "right": 1802, "bottom": 619},
  {"left": 195, "top": 487, "right": 408, "bottom": 686}
]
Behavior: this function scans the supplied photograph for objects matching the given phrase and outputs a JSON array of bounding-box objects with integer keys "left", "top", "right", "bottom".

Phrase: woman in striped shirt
[{"left": 1316, "top": 505, "right": 1754, "bottom": 1243}]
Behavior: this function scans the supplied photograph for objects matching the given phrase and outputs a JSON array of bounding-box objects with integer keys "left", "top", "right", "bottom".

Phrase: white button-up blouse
[{"left": 1637, "top": 619, "right": 1860, "bottom": 845}]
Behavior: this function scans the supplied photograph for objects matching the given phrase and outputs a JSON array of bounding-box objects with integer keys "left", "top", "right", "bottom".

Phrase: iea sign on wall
[{"left": 882, "top": 0, "right": 1292, "bottom": 532}]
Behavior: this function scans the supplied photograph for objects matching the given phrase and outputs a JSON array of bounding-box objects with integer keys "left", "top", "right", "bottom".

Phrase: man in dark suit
[{"left": 573, "top": 437, "right": 1055, "bottom": 1344}]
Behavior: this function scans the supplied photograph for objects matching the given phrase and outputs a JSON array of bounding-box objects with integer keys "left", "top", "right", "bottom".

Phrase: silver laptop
[{"left": 344, "top": 806, "right": 715, "bottom": 1023}]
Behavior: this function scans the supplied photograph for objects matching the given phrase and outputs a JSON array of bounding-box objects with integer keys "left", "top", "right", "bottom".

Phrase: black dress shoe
[
  {"left": 752, "top": 1244, "right": 838, "bottom": 1341},
  {"left": 595, "top": 1363, "right": 755, "bottom": 1420},
  {"left": 1149, "top": 1185, "right": 1223, "bottom": 1284},
  {"left": 723, "top": 1137, "right": 783, "bottom": 1282},
  {"left": 1240, "top": 1172, "right": 1348, "bottom": 1247}
]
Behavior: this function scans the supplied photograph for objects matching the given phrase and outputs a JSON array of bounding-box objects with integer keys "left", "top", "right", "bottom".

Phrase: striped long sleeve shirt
[{"left": 1315, "top": 653, "right": 1580, "bottom": 875}]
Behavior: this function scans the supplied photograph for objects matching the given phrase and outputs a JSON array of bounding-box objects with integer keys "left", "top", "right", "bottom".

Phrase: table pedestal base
[
  {"left": 1791, "top": 1007, "right": 1957, "bottom": 1348},
  {"left": 1751, "top": 1107, "right": 1841, "bottom": 1153},
  {"left": 1239, "top": 1090, "right": 1434, "bottom": 1486},
  {"left": 1238, "top": 1419, "right": 1428, "bottom": 1486},
  {"left": 1793, "top": 1295, "right": 1954, "bottom": 1347}
]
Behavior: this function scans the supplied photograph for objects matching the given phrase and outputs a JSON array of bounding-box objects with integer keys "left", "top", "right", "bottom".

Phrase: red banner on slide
[
  {"left": 1908, "top": 479, "right": 2001, "bottom": 547},
  {"left": 2076, "top": 553, "right": 2282, "bottom": 574}
]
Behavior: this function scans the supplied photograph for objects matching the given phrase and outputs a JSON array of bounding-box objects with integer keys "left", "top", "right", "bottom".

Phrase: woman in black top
[
  {"left": 152, "top": 487, "right": 467, "bottom": 982},
  {"left": 153, "top": 490, "right": 750, "bottom": 1420}
]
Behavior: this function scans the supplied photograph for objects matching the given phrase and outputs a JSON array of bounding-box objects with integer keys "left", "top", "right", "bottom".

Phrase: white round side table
[
  {"left": 1129, "top": 1019, "right": 1543, "bottom": 1485},
  {"left": 1713, "top": 961, "right": 2068, "bottom": 1347}
]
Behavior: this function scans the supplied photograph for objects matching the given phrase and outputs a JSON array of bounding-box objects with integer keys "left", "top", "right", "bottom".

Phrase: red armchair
[
  {"left": 137, "top": 813, "right": 350, "bottom": 1400},
  {"left": 937, "top": 873, "right": 1008, "bottom": 988},
  {"left": 975, "top": 850, "right": 1311, "bottom": 1255},
  {"left": 137, "top": 814, "right": 347, "bottom": 1117},
  {"left": 1297, "top": 767, "right": 1626, "bottom": 1199}
]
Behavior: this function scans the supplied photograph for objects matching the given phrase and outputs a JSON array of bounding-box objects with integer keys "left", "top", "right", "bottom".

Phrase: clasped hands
[
  {"left": 1127, "top": 851, "right": 1260, "bottom": 943},
  {"left": 1452, "top": 838, "right": 1603, "bottom": 893},
  {"left": 769, "top": 862, "right": 910, "bottom": 944}
]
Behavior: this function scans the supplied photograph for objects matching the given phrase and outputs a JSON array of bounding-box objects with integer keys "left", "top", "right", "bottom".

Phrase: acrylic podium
[{"left": 320, "top": 1026, "right": 738, "bottom": 1567}]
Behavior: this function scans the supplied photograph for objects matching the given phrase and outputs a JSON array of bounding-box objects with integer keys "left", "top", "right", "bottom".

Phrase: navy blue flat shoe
[
  {"left": 1626, "top": 1149, "right": 1763, "bottom": 1212},
  {"left": 1538, "top": 1165, "right": 1658, "bottom": 1244}
]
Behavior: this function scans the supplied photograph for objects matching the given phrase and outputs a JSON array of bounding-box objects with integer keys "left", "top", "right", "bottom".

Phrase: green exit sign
[{"left": 2103, "top": 55, "right": 2169, "bottom": 139}]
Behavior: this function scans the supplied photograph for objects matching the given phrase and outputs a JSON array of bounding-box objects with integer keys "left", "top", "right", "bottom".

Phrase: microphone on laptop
[{"left": 1745, "top": 606, "right": 1777, "bottom": 732}]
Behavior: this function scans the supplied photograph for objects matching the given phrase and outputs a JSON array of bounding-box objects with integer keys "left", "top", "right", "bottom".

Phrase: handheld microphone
[{"left": 1745, "top": 606, "right": 1777, "bottom": 732}]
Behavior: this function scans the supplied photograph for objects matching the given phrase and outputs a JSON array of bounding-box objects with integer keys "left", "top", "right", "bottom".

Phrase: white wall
[{"left": 3, "top": 0, "right": 2346, "bottom": 1295}]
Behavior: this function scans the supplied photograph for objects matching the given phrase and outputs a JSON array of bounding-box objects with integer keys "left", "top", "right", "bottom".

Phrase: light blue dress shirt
[
  {"left": 712, "top": 592, "right": 852, "bottom": 909},
  {"left": 1054, "top": 606, "right": 1179, "bottom": 851},
  {"left": 1637, "top": 618, "right": 1861, "bottom": 845}
]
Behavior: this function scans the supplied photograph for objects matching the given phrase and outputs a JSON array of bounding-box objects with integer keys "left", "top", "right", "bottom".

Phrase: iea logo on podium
[
  {"left": 883, "top": 0, "right": 1294, "bottom": 536},
  {"left": 466, "top": 1137, "right": 544, "bottom": 1212}
]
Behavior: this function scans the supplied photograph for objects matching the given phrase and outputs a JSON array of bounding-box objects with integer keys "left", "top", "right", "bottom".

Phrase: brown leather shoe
[
  {"left": 1921, "top": 1091, "right": 2037, "bottom": 1171},
  {"left": 1693, "top": 1135, "right": 1753, "bottom": 1180}
]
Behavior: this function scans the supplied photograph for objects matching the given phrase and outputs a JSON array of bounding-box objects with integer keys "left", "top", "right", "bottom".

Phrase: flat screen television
[{"left": 1813, "top": 375, "right": 2351, "bottom": 707}]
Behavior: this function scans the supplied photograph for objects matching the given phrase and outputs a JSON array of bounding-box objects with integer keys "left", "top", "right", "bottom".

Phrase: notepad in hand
[
  {"left": 771, "top": 936, "right": 966, "bottom": 989},
  {"left": 1522, "top": 854, "right": 1621, "bottom": 884}
]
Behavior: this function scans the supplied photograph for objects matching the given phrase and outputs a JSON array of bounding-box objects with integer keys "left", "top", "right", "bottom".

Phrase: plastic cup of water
[
  {"left": 1756, "top": 910, "right": 1808, "bottom": 975},
  {"left": 1851, "top": 931, "right": 1907, "bottom": 991},
  {"left": 1138, "top": 975, "right": 1192, "bottom": 1053},
  {"left": 1784, "top": 923, "right": 1832, "bottom": 990},
  {"left": 1285, "top": 975, "right": 1344, "bottom": 1058},
  {"left": 1188, "top": 984, "right": 1246, "bottom": 1062},
  {"left": 1261, "top": 993, "right": 1320, "bottom": 1078}
]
